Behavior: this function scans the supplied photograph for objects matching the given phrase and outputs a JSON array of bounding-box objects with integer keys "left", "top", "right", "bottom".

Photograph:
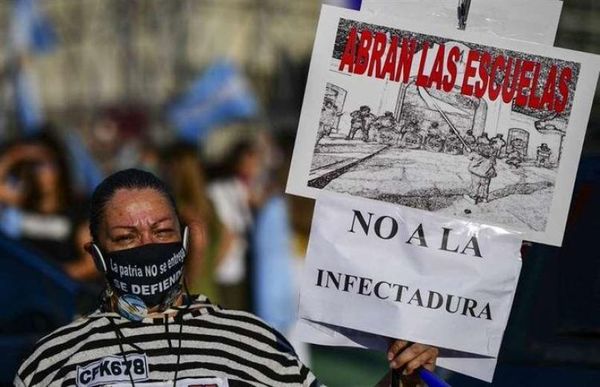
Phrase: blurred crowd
[{"left": 0, "top": 111, "right": 312, "bottom": 361}]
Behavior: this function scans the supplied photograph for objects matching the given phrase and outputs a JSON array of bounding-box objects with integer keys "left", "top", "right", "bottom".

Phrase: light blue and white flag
[
  {"left": 167, "top": 60, "right": 258, "bottom": 143},
  {"left": 9, "top": 0, "right": 57, "bottom": 134}
]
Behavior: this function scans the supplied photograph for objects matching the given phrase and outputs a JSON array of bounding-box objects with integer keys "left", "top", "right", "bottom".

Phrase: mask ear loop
[
  {"left": 181, "top": 225, "right": 193, "bottom": 308},
  {"left": 182, "top": 225, "right": 190, "bottom": 253},
  {"left": 91, "top": 243, "right": 107, "bottom": 273}
]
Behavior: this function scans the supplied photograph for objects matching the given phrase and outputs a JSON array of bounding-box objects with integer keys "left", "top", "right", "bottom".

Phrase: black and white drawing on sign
[{"left": 308, "top": 18, "right": 581, "bottom": 235}]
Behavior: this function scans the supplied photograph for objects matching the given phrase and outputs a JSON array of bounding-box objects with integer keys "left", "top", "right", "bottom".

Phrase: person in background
[
  {"left": 87, "top": 106, "right": 149, "bottom": 174},
  {"left": 64, "top": 218, "right": 99, "bottom": 281},
  {"left": 207, "top": 138, "right": 261, "bottom": 310},
  {"left": 0, "top": 131, "right": 98, "bottom": 281},
  {"left": 250, "top": 134, "right": 310, "bottom": 363},
  {"left": 161, "top": 142, "right": 233, "bottom": 304}
]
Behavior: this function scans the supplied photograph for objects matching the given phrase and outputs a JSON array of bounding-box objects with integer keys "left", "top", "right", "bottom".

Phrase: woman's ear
[{"left": 84, "top": 241, "right": 93, "bottom": 255}]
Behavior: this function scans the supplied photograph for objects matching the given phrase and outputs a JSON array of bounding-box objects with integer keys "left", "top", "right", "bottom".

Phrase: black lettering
[
  {"left": 426, "top": 291, "right": 443, "bottom": 309},
  {"left": 111, "top": 361, "right": 122, "bottom": 375},
  {"left": 343, "top": 274, "right": 358, "bottom": 291},
  {"left": 477, "top": 303, "right": 493, "bottom": 320},
  {"left": 325, "top": 271, "right": 341, "bottom": 289},
  {"left": 99, "top": 360, "right": 111, "bottom": 376},
  {"left": 445, "top": 294, "right": 461, "bottom": 313},
  {"left": 133, "top": 358, "right": 145, "bottom": 374},
  {"left": 391, "top": 284, "right": 409, "bottom": 302},
  {"left": 80, "top": 370, "right": 92, "bottom": 384},
  {"left": 374, "top": 281, "right": 390, "bottom": 299},
  {"left": 461, "top": 236, "right": 482, "bottom": 257},
  {"left": 406, "top": 224, "right": 428, "bottom": 247},
  {"left": 349, "top": 210, "right": 374, "bottom": 234},
  {"left": 462, "top": 298, "right": 478, "bottom": 317},
  {"left": 374, "top": 216, "right": 398, "bottom": 239},
  {"left": 407, "top": 289, "right": 423, "bottom": 306},
  {"left": 358, "top": 277, "right": 373, "bottom": 296},
  {"left": 439, "top": 227, "right": 459, "bottom": 253},
  {"left": 124, "top": 360, "right": 132, "bottom": 375},
  {"left": 316, "top": 269, "right": 324, "bottom": 287}
]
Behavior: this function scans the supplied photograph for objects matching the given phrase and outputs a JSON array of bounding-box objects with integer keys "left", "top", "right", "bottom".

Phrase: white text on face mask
[{"left": 112, "top": 268, "right": 183, "bottom": 295}]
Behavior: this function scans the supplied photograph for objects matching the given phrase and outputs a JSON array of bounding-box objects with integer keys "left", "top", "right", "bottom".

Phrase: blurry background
[{"left": 0, "top": 0, "right": 598, "bottom": 385}]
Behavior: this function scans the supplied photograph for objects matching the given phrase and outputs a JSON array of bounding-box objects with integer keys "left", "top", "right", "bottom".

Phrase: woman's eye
[{"left": 156, "top": 229, "right": 173, "bottom": 237}]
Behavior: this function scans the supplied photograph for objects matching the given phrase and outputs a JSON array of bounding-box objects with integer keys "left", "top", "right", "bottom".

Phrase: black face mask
[{"left": 102, "top": 241, "right": 186, "bottom": 308}]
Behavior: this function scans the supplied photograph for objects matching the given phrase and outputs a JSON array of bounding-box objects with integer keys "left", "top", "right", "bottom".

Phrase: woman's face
[
  {"left": 98, "top": 188, "right": 181, "bottom": 253},
  {"left": 34, "top": 156, "right": 60, "bottom": 189}
]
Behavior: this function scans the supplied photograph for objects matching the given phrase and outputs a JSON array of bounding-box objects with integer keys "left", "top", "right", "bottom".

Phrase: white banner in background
[{"left": 298, "top": 192, "right": 522, "bottom": 368}]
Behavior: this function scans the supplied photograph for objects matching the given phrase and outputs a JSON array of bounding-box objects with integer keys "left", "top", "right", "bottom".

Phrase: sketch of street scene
[{"left": 307, "top": 18, "right": 580, "bottom": 235}]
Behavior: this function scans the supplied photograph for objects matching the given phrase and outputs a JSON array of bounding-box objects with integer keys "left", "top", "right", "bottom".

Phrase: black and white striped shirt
[{"left": 15, "top": 296, "right": 320, "bottom": 387}]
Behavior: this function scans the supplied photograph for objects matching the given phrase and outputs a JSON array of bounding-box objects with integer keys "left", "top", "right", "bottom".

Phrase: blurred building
[{"left": 0, "top": 0, "right": 322, "bottom": 135}]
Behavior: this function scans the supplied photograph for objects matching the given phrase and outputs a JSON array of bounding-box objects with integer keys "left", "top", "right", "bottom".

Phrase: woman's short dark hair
[{"left": 89, "top": 168, "right": 177, "bottom": 241}]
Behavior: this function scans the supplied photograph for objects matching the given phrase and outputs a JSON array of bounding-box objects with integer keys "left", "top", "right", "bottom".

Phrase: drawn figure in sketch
[
  {"left": 347, "top": 105, "right": 376, "bottom": 141},
  {"left": 399, "top": 118, "right": 423, "bottom": 149},
  {"left": 476, "top": 132, "right": 491, "bottom": 152},
  {"left": 424, "top": 121, "right": 445, "bottom": 152},
  {"left": 505, "top": 138, "right": 526, "bottom": 169},
  {"left": 399, "top": 118, "right": 419, "bottom": 138},
  {"left": 443, "top": 132, "right": 464, "bottom": 155},
  {"left": 465, "top": 143, "right": 497, "bottom": 204},
  {"left": 316, "top": 100, "right": 334, "bottom": 146},
  {"left": 464, "top": 130, "right": 477, "bottom": 150},
  {"left": 490, "top": 134, "right": 507, "bottom": 158},
  {"left": 536, "top": 143, "right": 552, "bottom": 168},
  {"left": 373, "top": 111, "right": 399, "bottom": 144},
  {"left": 320, "top": 99, "right": 343, "bottom": 138}
]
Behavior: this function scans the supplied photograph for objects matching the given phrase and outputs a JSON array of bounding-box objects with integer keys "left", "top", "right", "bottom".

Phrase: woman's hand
[{"left": 387, "top": 340, "right": 438, "bottom": 375}]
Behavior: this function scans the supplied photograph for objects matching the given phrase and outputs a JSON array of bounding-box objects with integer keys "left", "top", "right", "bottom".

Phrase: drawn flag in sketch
[{"left": 286, "top": 5, "right": 600, "bottom": 246}]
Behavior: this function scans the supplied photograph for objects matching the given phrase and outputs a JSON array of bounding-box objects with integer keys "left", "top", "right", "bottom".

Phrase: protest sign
[
  {"left": 297, "top": 192, "right": 522, "bottom": 380},
  {"left": 286, "top": 5, "right": 600, "bottom": 246}
]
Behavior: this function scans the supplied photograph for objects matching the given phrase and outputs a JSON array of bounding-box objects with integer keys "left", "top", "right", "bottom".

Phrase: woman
[
  {"left": 0, "top": 132, "right": 97, "bottom": 281},
  {"left": 16, "top": 168, "right": 438, "bottom": 386}
]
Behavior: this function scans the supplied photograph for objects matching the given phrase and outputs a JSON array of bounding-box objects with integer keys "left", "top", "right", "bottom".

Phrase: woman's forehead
[{"left": 104, "top": 188, "right": 177, "bottom": 225}]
